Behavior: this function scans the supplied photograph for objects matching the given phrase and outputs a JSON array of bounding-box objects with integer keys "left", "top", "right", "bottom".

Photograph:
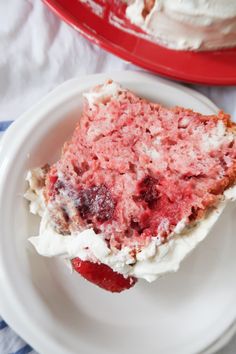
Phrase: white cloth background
[{"left": 0, "top": 0, "right": 236, "bottom": 353}]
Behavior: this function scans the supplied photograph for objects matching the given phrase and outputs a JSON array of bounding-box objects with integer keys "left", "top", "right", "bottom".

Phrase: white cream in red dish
[
  {"left": 26, "top": 81, "right": 236, "bottom": 292},
  {"left": 125, "top": 0, "right": 236, "bottom": 51}
]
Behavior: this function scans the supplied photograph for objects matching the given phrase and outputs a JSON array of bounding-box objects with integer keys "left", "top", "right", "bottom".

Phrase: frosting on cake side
[{"left": 126, "top": 0, "right": 236, "bottom": 50}]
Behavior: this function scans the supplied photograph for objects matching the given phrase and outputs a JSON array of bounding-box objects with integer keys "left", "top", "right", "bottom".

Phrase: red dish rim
[{"left": 43, "top": 0, "right": 236, "bottom": 86}]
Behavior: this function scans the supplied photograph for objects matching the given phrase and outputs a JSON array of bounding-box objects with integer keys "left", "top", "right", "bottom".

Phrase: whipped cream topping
[
  {"left": 126, "top": 0, "right": 236, "bottom": 50},
  {"left": 24, "top": 168, "right": 47, "bottom": 217},
  {"left": 83, "top": 81, "right": 123, "bottom": 106}
]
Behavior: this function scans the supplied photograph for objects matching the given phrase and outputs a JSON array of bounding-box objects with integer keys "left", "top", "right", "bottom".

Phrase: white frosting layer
[
  {"left": 24, "top": 168, "right": 46, "bottom": 217},
  {"left": 83, "top": 81, "right": 122, "bottom": 106},
  {"left": 28, "top": 182, "right": 236, "bottom": 282},
  {"left": 126, "top": 0, "right": 236, "bottom": 50}
]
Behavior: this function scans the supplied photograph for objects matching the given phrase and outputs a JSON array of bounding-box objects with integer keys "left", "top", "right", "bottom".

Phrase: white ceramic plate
[{"left": 0, "top": 71, "right": 235, "bottom": 354}]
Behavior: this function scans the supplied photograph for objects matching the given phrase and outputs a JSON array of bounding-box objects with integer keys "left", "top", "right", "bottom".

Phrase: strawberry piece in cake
[
  {"left": 72, "top": 258, "right": 137, "bottom": 293},
  {"left": 28, "top": 81, "right": 236, "bottom": 292}
]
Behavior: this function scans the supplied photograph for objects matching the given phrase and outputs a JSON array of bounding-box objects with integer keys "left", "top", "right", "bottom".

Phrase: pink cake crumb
[{"left": 44, "top": 82, "right": 236, "bottom": 260}]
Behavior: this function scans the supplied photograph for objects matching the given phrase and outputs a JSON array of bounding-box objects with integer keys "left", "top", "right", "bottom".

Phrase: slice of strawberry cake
[{"left": 26, "top": 81, "right": 236, "bottom": 293}]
